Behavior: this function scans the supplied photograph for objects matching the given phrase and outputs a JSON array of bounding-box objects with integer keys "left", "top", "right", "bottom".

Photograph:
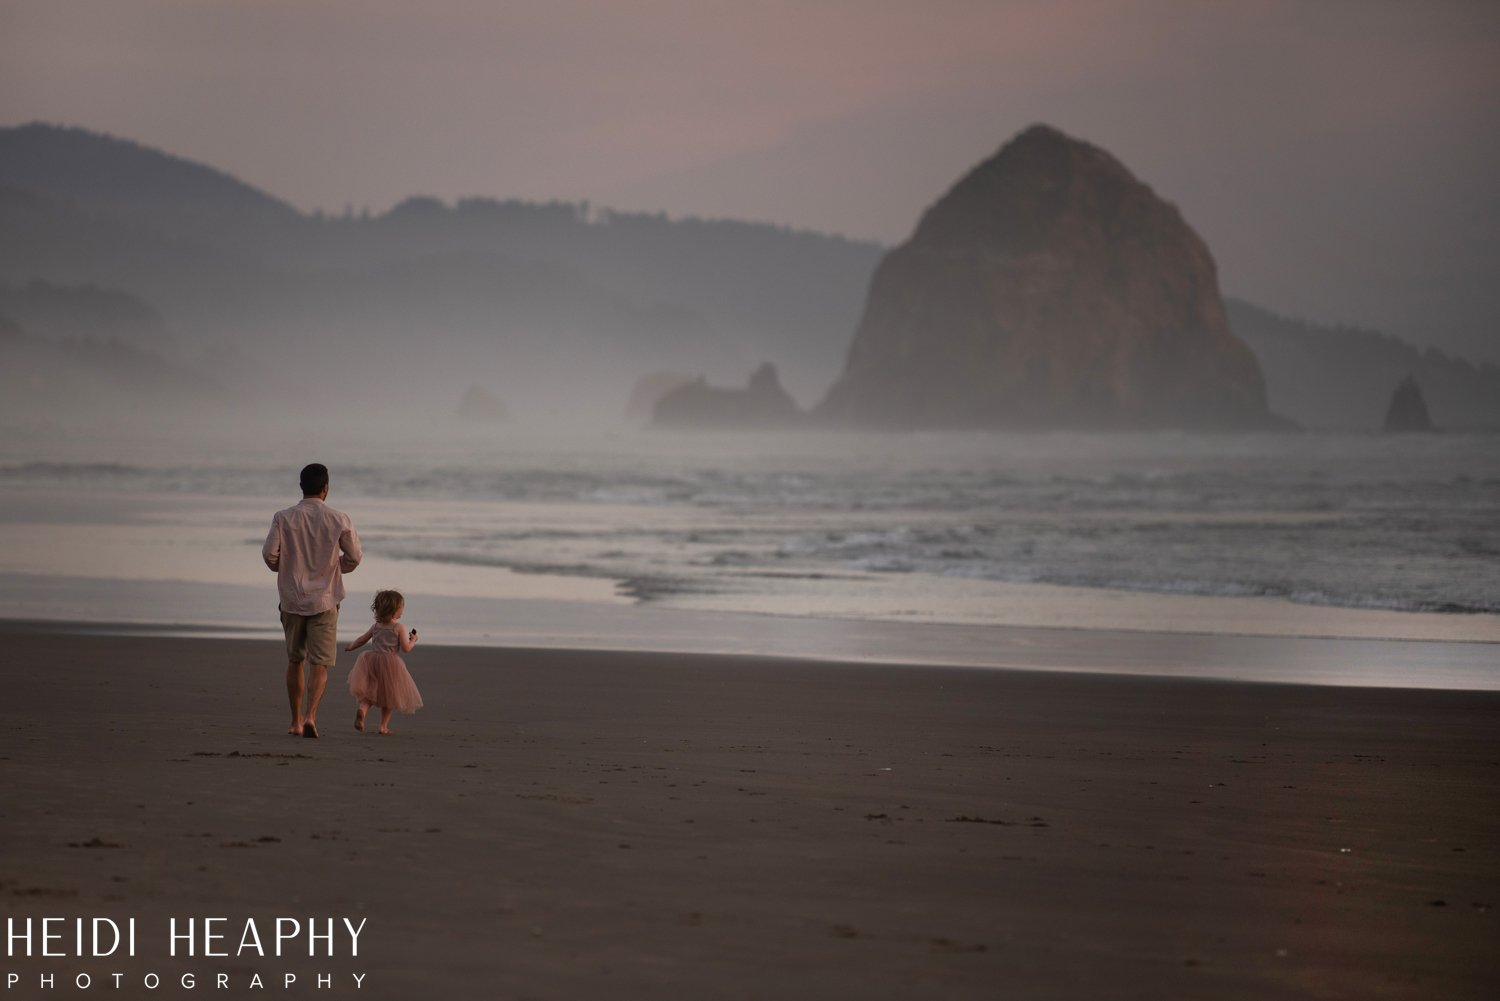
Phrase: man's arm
[
  {"left": 339, "top": 521, "right": 362, "bottom": 574},
  {"left": 262, "top": 515, "right": 282, "bottom": 571}
]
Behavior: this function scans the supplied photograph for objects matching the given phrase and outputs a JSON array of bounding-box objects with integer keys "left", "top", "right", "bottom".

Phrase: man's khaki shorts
[{"left": 280, "top": 605, "right": 340, "bottom": 667}]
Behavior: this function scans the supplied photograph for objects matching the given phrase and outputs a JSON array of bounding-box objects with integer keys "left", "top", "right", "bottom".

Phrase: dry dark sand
[{"left": 1, "top": 623, "right": 1497, "bottom": 1000}]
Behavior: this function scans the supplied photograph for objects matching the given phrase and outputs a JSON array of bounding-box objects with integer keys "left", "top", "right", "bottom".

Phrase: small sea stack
[
  {"left": 1382, "top": 374, "right": 1436, "bottom": 432},
  {"left": 626, "top": 371, "right": 695, "bottom": 424},
  {"left": 652, "top": 362, "right": 803, "bottom": 429},
  {"left": 456, "top": 384, "right": 507, "bottom": 423}
]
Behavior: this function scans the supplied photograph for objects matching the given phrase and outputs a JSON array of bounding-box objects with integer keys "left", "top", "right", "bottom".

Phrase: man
[{"left": 263, "top": 463, "right": 362, "bottom": 738}]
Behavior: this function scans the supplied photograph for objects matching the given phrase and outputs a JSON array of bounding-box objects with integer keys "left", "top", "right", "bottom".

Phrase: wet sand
[{"left": 1, "top": 623, "right": 1497, "bottom": 999}]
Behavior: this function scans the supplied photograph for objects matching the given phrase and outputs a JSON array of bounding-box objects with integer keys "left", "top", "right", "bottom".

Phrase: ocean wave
[
  {"left": 4, "top": 434, "right": 1496, "bottom": 618},
  {"left": 3, "top": 457, "right": 1495, "bottom": 515},
  {"left": 0, "top": 461, "right": 147, "bottom": 478}
]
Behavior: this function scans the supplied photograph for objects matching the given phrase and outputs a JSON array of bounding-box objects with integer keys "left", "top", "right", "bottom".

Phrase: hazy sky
[{"left": 3, "top": 0, "right": 1498, "bottom": 361}]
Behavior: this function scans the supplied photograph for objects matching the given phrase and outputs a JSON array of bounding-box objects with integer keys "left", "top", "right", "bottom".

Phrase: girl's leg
[
  {"left": 378, "top": 706, "right": 394, "bottom": 734},
  {"left": 355, "top": 702, "right": 368, "bottom": 731}
]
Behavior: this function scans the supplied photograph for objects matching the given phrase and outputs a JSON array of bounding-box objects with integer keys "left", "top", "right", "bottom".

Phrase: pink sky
[{"left": 2, "top": 0, "right": 1498, "bottom": 360}]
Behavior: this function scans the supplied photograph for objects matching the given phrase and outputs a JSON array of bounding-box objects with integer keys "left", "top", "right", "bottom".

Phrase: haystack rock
[
  {"left": 1382, "top": 374, "right": 1436, "bottom": 432},
  {"left": 817, "top": 125, "right": 1280, "bottom": 429},
  {"left": 651, "top": 363, "right": 803, "bottom": 429}
]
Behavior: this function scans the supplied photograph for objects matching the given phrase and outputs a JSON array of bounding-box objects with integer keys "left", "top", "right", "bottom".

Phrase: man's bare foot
[
  {"left": 355, "top": 706, "right": 366, "bottom": 732},
  {"left": 302, "top": 720, "right": 319, "bottom": 738}
]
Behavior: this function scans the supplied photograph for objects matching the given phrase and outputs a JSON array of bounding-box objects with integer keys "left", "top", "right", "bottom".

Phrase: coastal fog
[
  {"left": 5, "top": 124, "right": 1500, "bottom": 437},
  {"left": 0, "top": 131, "right": 880, "bottom": 434}
]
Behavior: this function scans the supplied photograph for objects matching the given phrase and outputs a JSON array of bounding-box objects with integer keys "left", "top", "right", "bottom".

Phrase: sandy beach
[{"left": 2, "top": 622, "right": 1497, "bottom": 1000}]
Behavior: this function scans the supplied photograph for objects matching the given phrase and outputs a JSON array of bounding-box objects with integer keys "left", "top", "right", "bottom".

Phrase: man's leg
[
  {"left": 303, "top": 663, "right": 329, "bottom": 734},
  {"left": 287, "top": 660, "right": 306, "bottom": 735},
  {"left": 300, "top": 606, "right": 339, "bottom": 738},
  {"left": 281, "top": 606, "right": 310, "bottom": 735}
]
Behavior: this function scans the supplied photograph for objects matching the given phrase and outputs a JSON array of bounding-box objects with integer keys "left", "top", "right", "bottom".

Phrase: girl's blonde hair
[{"left": 371, "top": 589, "right": 404, "bottom": 623}]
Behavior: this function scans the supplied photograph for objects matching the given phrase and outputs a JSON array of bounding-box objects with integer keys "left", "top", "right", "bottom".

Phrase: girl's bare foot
[
  {"left": 378, "top": 727, "right": 392, "bottom": 735},
  {"left": 288, "top": 720, "right": 302, "bottom": 736},
  {"left": 355, "top": 705, "right": 367, "bottom": 732}
]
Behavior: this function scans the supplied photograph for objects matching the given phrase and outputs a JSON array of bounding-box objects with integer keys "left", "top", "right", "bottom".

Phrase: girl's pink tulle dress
[{"left": 347, "top": 622, "right": 423, "bottom": 713}]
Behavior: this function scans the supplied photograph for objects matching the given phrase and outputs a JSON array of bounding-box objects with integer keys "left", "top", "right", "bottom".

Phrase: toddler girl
[{"left": 345, "top": 589, "right": 423, "bottom": 734}]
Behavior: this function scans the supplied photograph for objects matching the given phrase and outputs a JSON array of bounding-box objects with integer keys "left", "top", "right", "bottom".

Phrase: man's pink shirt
[{"left": 262, "top": 497, "right": 362, "bottom": 615}]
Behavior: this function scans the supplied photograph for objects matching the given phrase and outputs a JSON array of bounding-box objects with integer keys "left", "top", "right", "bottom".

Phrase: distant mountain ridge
[
  {"left": 0, "top": 122, "right": 882, "bottom": 417},
  {"left": 0, "top": 123, "right": 303, "bottom": 252},
  {"left": 0, "top": 121, "right": 1495, "bottom": 429},
  {"left": 0, "top": 123, "right": 297, "bottom": 214}
]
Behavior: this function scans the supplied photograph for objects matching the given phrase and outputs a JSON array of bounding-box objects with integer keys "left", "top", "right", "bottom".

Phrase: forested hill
[{"left": 0, "top": 123, "right": 883, "bottom": 413}]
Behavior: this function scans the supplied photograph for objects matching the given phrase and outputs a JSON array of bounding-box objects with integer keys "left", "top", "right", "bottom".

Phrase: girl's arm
[
  {"left": 344, "top": 626, "right": 374, "bottom": 652},
  {"left": 399, "top": 624, "right": 418, "bottom": 653}
]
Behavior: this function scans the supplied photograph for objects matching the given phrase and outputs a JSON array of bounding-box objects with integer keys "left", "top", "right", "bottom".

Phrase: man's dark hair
[{"left": 300, "top": 463, "right": 329, "bottom": 497}]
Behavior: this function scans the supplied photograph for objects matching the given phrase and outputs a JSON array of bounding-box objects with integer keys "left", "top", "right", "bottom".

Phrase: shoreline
[
  {"left": 3, "top": 465, "right": 1497, "bottom": 653},
  {"left": 9, "top": 607, "right": 1500, "bottom": 648},
  {"left": 2, "top": 627, "right": 1496, "bottom": 999},
  {"left": 2, "top": 597, "right": 1498, "bottom": 691}
]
